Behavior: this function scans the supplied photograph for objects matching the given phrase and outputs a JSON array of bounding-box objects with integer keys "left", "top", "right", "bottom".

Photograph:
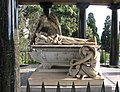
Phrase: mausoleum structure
[
  {"left": 19, "top": 0, "right": 120, "bottom": 67},
  {"left": 0, "top": 0, "right": 120, "bottom": 92},
  {"left": 27, "top": 7, "right": 104, "bottom": 91}
]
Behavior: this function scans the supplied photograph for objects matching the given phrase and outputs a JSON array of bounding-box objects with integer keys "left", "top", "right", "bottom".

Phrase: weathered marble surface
[
  {"left": 34, "top": 33, "right": 97, "bottom": 45},
  {"left": 68, "top": 46, "right": 102, "bottom": 79},
  {"left": 29, "top": 45, "right": 82, "bottom": 68},
  {"left": 29, "top": 13, "right": 101, "bottom": 79}
]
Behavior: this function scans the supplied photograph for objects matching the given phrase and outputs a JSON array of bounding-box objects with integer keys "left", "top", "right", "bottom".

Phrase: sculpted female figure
[{"left": 68, "top": 46, "right": 101, "bottom": 79}]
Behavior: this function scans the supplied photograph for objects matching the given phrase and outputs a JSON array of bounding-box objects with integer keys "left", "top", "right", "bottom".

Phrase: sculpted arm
[{"left": 72, "top": 52, "right": 93, "bottom": 66}]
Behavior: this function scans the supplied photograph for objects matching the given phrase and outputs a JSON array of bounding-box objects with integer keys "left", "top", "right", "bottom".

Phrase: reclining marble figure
[
  {"left": 34, "top": 32, "right": 97, "bottom": 45},
  {"left": 30, "top": 13, "right": 97, "bottom": 45}
]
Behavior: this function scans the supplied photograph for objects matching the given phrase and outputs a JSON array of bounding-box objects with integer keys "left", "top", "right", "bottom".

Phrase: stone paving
[
  {"left": 101, "top": 66, "right": 120, "bottom": 86},
  {"left": 20, "top": 64, "right": 39, "bottom": 86}
]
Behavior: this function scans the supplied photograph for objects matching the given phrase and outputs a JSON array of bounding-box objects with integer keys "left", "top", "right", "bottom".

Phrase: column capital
[
  {"left": 108, "top": 3, "right": 120, "bottom": 10},
  {"left": 39, "top": 2, "right": 53, "bottom": 9},
  {"left": 39, "top": 2, "right": 53, "bottom": 17},
  {"left": 76, "top": 2, "right": 90, "bottom": 9}
]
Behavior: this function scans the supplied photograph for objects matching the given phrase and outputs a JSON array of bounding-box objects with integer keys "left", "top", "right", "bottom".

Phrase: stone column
[
  {"left": 0, "top": 1, "right": 11, "bottom": 92},
  {"left": 76, "top": 2, "right": 89, "bottom": 38},
  {"left": 0, "top": 0, "right": 19, "bottom": 92},
  {"left": 0, "top": 0, "right": 2, "bottom": 91},
  {"left": 39, "top": 2, "right": 53, "bottom": 17},
  {"left": 109, "top": 3, "right": 120, "bottom": 67},
  {"left": 13, "top": 1, "right": 20, "bottom": 92}
]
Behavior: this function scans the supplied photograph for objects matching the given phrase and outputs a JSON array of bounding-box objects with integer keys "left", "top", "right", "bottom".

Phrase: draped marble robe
[{"left": 68, "top": 46, "right": 101, "bottom": 79}]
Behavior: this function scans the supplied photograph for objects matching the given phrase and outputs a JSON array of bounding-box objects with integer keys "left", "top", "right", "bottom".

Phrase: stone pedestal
[
  {"left": 27, "top": 68, "right": 112, "bottom": 92},
  {"left": 29, "top": 69, "right": 104, "bottom": 86}
]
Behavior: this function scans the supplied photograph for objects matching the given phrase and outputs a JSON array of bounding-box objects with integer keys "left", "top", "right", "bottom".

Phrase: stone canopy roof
[{"left": 19, "top": 0, "right": 120, "bottom": 5}]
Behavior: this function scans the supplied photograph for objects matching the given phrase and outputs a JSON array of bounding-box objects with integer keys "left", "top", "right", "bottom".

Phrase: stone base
[
  {"left": 29, "top": 69, "right": 104, "bottom": 86},
  {"left": 28, "top": 69, "right": 112, "bottom": 92}
]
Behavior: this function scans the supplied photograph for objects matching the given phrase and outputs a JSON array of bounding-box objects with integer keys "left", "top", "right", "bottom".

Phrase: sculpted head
[{"left": 79, "top": 46, "right": 96, "bottom": 57}]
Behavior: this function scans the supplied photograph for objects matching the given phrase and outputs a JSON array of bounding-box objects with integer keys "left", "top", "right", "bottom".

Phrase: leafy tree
[
  {"left": 87, "top": 12, "right": 101, "bottom": 44},
  {"left": 18, "top": 6, "right": 26, "bottom": 38},
  {"left": 100, "top": 50, "right": 106, "bottom": 63},
  {"left": 119, "top": 33, "right": 120, "bottom": 50},
  {"left": 101, "top": 15, "right": 111, "bottom": 52},
  {"left": 86, "top": 25, "right": 93, "bottom": 39},
  {"left": 19, "top": 5, "right": 78, "bottom": 38},
  {"left": 19, "top": 5, "right": 43, "bottom": 45},
  {"left": 71, "top": 24, "right": 93, "bottom": 38},
  {"left": 24, "top": 5, "right": 42, "bottom": 37},
  {"left": 51, "top": 5, "right": 78, "bottom": 36},
  {"left": 18, "top": 5, "right": 42, "bottom": 64}
]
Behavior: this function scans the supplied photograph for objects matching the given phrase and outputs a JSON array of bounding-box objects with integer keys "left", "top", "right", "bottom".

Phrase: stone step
[
  {"left": 29, "top": 70, "right": 104, "bottom": 86},
  {"left": 26, "top": 69, "right": 112, "bottom": 92}
]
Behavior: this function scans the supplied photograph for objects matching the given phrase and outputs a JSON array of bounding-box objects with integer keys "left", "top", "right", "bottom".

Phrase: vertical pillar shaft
[
  {"left": 15, "top": 1, "right": 20, "bottom": 92},
  {"left": 78, "top": 8, "right": 86, "bottom": 38},
  {"left": 109, "top": 4, "right": 120, "bottom": 67},
  {"left": 39, "top": 2, "right": 53, "bottom": 17},
  {"left": 0, "top": 0, "right": 19, "bottom": 92},
  {"left": 0, "top": 0, "right": 11, "bottom": 92},
  {"left": 77, "top": 2, "right": 89, "bottom": 38},
  {"left": 0, "top": 0, "right": 2, "bottom": 91},
  {"left": 12, "top": 0, "right": 20, "bottom": 92}
]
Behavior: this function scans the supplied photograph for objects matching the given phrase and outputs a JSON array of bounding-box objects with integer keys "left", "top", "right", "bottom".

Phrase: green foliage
[
  {"left": 100, "top": 51, "right": 106, "bottom": 63},
  {"left": 101, "top": 15, "right": 111, "bottom": 52},
  {"left": 18, "top": 5, "right": 42, "bottom": 64},
  {"left": 19, "top": 51, "right": 38, "bottom": 64},
  {"left": 19, "top": 5, "right": 42, "bottom": 39},
  {"left": 100, "top": 50, "right": 110, "bottom": 63},
  {"left": 25, "top": 5, "right": 41, "bottom": 17},
  {"left": 87, "top": 12, "right": 101, "bottom": 44},
  {"left": 18, "top": 6, "right": 26, "bottom": 38},
  {"left": 119, "top": 33, "right": 120, "bottom": 50},
  {"left": 51, "top": 5, "right": 78, "bottom": 36},
  {"left": 86, "top": 25, "right": 93, "bottom": 39},
  {"left": 71, "top": 25, "right": 94, "bottom": 38},
  {"left": 24, "top": 6, "right": 42, "bottom": 39}
]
